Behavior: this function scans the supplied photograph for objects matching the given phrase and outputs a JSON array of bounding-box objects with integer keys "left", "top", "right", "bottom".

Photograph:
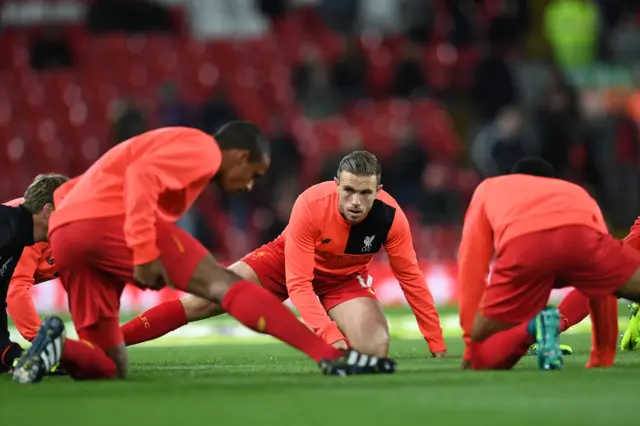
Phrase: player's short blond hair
[{"left": 23, "top": 173, "right": 69, "bottom": 213}]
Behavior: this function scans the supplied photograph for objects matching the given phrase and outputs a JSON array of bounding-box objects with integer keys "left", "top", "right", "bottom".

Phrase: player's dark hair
[
  {"left": 214, "top": 121, "right": 270, "bottom": 162},
  {"left": 337, "top": 150, "right": 382, "bottom": 184},
  {"left": 511, "top": 157, "right": 556, "bottom": 178}
]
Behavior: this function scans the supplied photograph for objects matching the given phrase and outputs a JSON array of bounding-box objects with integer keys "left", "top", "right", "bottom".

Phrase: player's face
[
  {"left": 219, "top": 153, "right": 270, "bottom": 193},
  {"left": 335, "top": 172, "right": 381, "bottom": 223}
]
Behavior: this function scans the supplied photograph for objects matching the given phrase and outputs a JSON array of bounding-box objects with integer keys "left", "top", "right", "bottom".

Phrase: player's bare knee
[
  {"left": 349, "top": 326, "right": 390, "bottom": 357},
  {"left": 106, "top": 344, "right": 128, "bottom": 379},
  {"left": 180, "top": 295, "right": 223, "bottom": 322},
  {"left": 187, "top": 254, "right": 245, "bottom": 303},
  {"left": 471, "top": 314, "right": 517, "bottom": 342}
]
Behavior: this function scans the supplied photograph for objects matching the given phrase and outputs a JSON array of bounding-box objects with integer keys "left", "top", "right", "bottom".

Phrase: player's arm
[
  {"left": 123, "top": 131, "right": 221, "bottom": 265},
  {"left": 623, "top": 218, "right": 640, "bottom": 251},
  {"left": 458, "top": 183, "right": 494, "bottom": 362},
  {"left": 6, "top": 245, "right": 43, "bottom": 341},
  {"left": 384, "top": 207, "right": 446, "bottom": 354},
  {"left": 284, "top": 197, "right": 346, "bottom": 345}
]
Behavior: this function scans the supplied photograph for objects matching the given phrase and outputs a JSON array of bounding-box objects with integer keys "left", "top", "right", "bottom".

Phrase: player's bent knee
[
  {"left": 180, "top": 295, "right": 224, "bottom": 322},
  {"left": 470, "top": 314, "right": 517, "bottom": 342},
  {"left": 347, "top": 325, "right": 390, "bottom": 357},
  {"left": 105, "top": 344, "right": 128, "bottom": 379}
]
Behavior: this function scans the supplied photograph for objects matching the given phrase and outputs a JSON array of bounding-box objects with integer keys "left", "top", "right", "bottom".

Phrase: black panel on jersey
[{"left": 343, "top": 199, "right": 396, "bottom": 255}]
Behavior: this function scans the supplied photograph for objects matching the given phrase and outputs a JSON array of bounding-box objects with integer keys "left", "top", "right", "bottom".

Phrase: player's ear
[
  {"left": 376, "top": 184, "right": 383, "bottom": 192},
  {"left": 42, "top": 203, "right": 54, "bottom": 219},
  {"left": 237, "top": 149, "right": 250, "bottom": 163},
  {"left": 334, "top": 177, "right": 339, "bottom": 186}
]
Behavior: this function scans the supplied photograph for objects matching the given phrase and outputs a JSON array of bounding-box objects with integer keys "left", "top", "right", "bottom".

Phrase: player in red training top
[
  {"left": 13, "top": 124, "right": 395, "bottom": 384},
  {"left": 120, "top": 150, "right": 447, "bottom": 357},
  {"left": 524, "top": 219, "right": 640, "bottom": 355},
  {"left": 458, "top": 157, "right": 640, "bottom": 371},
  {"left": 5, "top": 197, "right": 57, "bottom": 343}
]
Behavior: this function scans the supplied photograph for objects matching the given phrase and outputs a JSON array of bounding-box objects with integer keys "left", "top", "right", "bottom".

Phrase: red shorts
[
  {"left": 482, "top": 225, "right": 640, "bottom": 323},
  {"left": 49, "top": 215, "right": 208, "bottom": 350},
  {"left": 241, "top": 239, "right": 377, "bottom": 311}
]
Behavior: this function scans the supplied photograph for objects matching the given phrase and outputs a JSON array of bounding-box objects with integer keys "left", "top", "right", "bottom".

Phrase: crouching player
[
  {"left": 5, "top": 197, "right": 58, "bottom": 344},
  {"left": 121, "top": 150, "right": 447, "bottom": 357},
  {"left": 13, "top": 124, "right": 395, "bottom": 384},
  {"left": 3, "top": 195, "right": 66, "bottom": 375},
  {"left": 458, "top": 157, "right": 640, "bottom": 370},
  {"left": 0, "top": 174, "right": 69, "bottom": 372}
]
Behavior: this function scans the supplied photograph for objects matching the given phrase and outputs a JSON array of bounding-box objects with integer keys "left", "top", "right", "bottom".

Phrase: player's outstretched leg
[
  {"left": 186, "top": 255, "right": 396, "bottom": 375},
  {"left": 121, "top": 298, "right": 222, "bottom": 346},
  {"left": 12, "top": 316, "right": 65, "bottom": 384}
]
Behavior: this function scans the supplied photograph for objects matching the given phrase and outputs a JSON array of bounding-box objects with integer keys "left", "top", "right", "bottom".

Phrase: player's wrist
[
  {"left": 424, "top": 337, "right": 447, "bottom": 354},
  {"left": 320, "top": 323, "right": 345, "bottom": 345}
]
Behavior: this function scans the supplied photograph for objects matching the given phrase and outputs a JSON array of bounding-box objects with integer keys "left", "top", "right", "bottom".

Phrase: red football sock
[
  {"left": 61, "top": 339, "right": 117, "bottom": 380},
  {"left": 470, "top": 323, "right": 534, "bottom": 370},
  {"left": 587, "top": 296, "right": 618, "bottom": 368},
  {"left": 121, "top": 299, "right": 188, "bottom": 346},
  {"left": 221, "top": 280, "right": 343, "bottom": 362},
  {"left": 557, "top": 289, "right": 590, "bottom": 332}
]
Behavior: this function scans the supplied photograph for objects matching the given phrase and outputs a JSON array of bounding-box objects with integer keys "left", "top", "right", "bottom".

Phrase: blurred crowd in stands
[{"left": 2, "top": 0, "right": 640, "bottom": 261}]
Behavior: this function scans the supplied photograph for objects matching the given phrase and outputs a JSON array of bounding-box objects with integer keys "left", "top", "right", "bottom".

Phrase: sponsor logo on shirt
[{"left": 362, "top": 235, "right": 375, "bottom": 252}]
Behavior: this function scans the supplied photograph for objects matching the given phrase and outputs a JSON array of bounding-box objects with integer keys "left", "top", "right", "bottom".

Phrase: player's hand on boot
[
  {"left": 332, "top": 340, "right": 348, "bottom": 351},
  {"left": 133, "top": 258, "right": 172, "bottom": 290}
]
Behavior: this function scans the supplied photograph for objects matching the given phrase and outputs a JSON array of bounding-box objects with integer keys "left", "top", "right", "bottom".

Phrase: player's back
[
  {"left": 50, "top": 127, "right": 218, "bottom": 232},
  {"left": 479, "top": 174, "right": 606, "bottom": 248}
]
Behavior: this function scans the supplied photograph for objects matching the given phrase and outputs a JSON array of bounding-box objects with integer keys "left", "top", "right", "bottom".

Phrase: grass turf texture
[{"left": 2, "top": 308, "right": 636, "bottom": 426}]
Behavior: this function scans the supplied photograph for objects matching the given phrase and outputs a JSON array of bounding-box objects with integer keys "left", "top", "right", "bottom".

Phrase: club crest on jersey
[{"left": 362, "top": 235, "right": 375, "bottom": 252}]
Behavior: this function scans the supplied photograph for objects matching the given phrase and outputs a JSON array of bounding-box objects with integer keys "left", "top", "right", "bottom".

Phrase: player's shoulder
[
  {"left": 3, "top": 198, "right": 25, "bottom": 208},
  {"left": 297, "top": 181, "right": 336, "bottom": 205},
  {"left": 130, "top": 127, "right": 212, "bottom": 147},
  {"left": 376, "top": 189, "right": 402, "bottom": 210}
]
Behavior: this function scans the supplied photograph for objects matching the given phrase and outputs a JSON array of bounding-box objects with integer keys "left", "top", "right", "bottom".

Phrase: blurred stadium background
[{"left": 2, "top": 0, "right": 639, "bottom": 317}]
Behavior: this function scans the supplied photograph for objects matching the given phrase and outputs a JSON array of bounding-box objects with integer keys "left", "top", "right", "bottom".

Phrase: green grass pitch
[{"left": 1, "top": 311, "right": 636, "bottom": 426}]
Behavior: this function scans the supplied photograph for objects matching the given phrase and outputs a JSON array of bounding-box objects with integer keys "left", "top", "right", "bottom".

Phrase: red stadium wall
[{"left": 29, "top": 260, "right": 572, "bottom": 314}]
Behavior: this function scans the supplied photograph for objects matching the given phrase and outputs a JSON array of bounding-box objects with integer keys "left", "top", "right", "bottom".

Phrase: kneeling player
[
  {"left": 13, "top": 124, "right": 395, "bottom": 384},
  {"left": 458, "top": 158, "right": 640, "bottom": 370},
  {"left": 122, "top": 150, "right": 447, "bottom": 357},
  {"left": 530, "top": 221, "right": 640, "bottom": 353},
  {"left": 525, "top": 223, "right": 640, "bottom": 356}
]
